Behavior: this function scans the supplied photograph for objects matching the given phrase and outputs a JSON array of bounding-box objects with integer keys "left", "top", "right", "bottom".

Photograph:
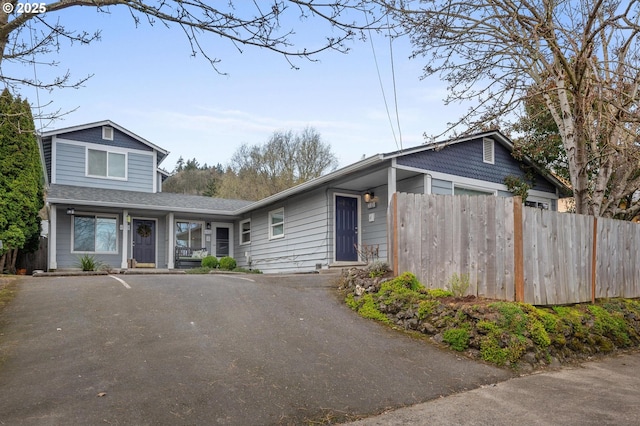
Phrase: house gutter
[{"left": 46, "top": 197, "right": 240, "bottom": 218}]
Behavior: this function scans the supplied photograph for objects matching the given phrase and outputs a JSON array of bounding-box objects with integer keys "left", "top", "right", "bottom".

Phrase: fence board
[{"left": 392, "top": 193, "right": 640, "bottom": 305}]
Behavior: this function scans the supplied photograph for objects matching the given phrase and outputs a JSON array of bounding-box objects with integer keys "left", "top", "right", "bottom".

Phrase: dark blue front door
[
  {"left": 133, "top": 219, "right": 155, "bottom": 265},
  {"left": 335, "top": 195, "right": 358, "bottom": 261}
]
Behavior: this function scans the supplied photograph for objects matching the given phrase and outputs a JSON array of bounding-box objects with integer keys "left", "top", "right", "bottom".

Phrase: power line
[{"left": 365, "top": 13, "right": 400, "bottom": 151}]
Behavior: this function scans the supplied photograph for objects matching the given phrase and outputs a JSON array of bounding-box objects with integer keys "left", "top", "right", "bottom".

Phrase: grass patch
[{"left": 0, "top": 277, "right": 18, "bottom": 310}]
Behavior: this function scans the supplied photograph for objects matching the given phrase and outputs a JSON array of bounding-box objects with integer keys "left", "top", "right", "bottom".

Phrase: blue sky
[{"left": 12, "top": 5, "right": 462, "bottom": 171}]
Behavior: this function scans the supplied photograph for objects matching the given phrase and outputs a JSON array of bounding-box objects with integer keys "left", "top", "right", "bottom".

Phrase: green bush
[
  {"left": 219, "top": 256, "right": 237, "bottom": 271},
  {"left": 201, "top": 255, "right": 218, "bottom": 269},
  {"left": 426, "top": 288, "right": 454, "bottom": 298},
  {"left": 448, "top": 272, "right": 470, "bottom": 297},
  {"left": 443, "top": 328, "right": 470, "bottom": 351}
]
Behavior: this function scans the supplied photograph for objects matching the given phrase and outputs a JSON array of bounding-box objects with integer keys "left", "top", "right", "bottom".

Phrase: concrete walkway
[{"left": 344, "top": 350, "right": 640, "bottom": 425}]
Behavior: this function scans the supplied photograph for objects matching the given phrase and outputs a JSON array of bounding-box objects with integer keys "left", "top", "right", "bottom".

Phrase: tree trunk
[{"left": 0, "top": 253, "right": 5, "bottom": 274}]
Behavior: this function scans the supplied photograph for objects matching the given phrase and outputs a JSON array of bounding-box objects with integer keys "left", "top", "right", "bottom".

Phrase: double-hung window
[
  {"left": 72, "top": 214, "right": 118, "bottom": 253},
  {"left": 269, "top": 208, "right": 284, "bottom": 240},
  {"left": 87, "top": 148, "right": 126, "bottom": 179},
  {"left": 239, "top": 219, "right": 251, "bottom": 244}
]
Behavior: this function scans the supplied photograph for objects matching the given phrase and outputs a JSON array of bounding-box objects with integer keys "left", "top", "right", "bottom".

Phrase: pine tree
[{"left": 0, "top": 89, "right": 44, "bottom": 273}]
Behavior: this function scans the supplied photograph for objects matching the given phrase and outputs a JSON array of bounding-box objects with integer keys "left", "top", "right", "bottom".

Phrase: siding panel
[{"left": 54, "top": 142, "right": 154, "bottom": 192}]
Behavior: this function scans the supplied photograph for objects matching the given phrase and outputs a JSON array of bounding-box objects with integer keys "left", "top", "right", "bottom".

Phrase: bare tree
[
  {"left": 380, "top": 0, "right": 640, "bottom": 217},
  {"left": 0, "top": 1, "right": 387, "bottom": 120},
  {"left": 217, "top": 127, "right": 338, "bottom": 200}
]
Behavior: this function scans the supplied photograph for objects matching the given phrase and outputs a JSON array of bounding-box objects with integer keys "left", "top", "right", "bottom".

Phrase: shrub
[
  {"left": 219, "top": 256, "right": 237, "bottom": 271},
  {"left": 395, "top": 272, "right": 424, "bottom": 291},
  {"left": 443, "top": 328, "right": 470, "bottom": 351},
  {"left": 426, "top": 288, "right": 454, "bottom": 298},
  {"left": 448, "top": 272, "right": 470, "bottom": 297},
  {"left": 201, "top": 255, "right": 218, "bottom": 269},
  {"left": 77, "top": 254, "right": 100, "bottom": 271},
  {"left": 358, "top": 294, "right": 390, "bottom": 323}
]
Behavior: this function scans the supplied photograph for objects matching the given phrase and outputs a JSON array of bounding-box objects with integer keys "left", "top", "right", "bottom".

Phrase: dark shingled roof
[{"left": 47, "top": 184, "right": 253, "bottom": 215}]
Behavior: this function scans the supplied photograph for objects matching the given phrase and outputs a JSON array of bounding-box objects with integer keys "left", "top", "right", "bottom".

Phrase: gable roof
[
  {"left": 236, "top": 130, "right": 570, "bottom": 214},
  {"left": 40, "top": 120, "right": 170, "bottom": 165}
]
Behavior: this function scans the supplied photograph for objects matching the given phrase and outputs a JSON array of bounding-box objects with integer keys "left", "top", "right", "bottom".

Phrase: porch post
[
  {"left": 121, "top": 209, "right": 129, "bottom": 269},
  {"left": 167, "top": 212, "right": 175, "bottom": 269},
  {"left": 388, "top": 159, "right": 397, "bottom": 205},
  {"left": 424, "top": 174, "right": 432, "bottom": 194},
  {"left": 49, "top": 205, "right": 57, "bottom": 270}
]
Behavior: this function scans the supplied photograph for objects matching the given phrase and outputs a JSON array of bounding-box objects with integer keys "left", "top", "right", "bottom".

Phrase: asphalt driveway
[{"left": 0, "top": 274, "right": 512, "bottom": 425}]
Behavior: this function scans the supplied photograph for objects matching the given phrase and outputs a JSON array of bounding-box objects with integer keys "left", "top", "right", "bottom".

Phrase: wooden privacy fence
[{"left": 388, "top": 192, "right": 640, "bottom": 305}]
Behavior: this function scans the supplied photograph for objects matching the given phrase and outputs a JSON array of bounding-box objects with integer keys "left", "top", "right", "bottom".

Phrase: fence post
[
  {"left": 513, "top": 197, "right": 525, "bottom": 302},
  {"left": 591, "top": 217, "right": 597, "bottom": 303}
]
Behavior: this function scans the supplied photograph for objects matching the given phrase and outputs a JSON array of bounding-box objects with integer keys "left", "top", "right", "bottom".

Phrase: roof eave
[
  {"left": 234, "top": 154, "right": 385, "bottom": 214},
  {"left": 46, "top": 196, "right": 239, "bottom": 217}
]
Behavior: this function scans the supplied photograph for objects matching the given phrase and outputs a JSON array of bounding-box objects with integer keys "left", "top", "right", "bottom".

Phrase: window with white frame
[
  {"left": 268, "top": 208, "right": 284, "bottom": 239},
  {"left": 72, "top": 214, "right": 118, "bottom": 253},
  {"left": 525, "top": 200, "right": 550, "bottom": 210},
  {"left": 239, "top": 219, "right": 251, "bottom": 244},
  {"left": 175, "top": 221, "right": 203, "bottom": 248},
  {"left": 453, "top": 185, "right": 495, "bottom": 196},
  {"left": 87, "top": 148, "right": 126, "bottom": 179},
  {"left": 483, "top": 138, "right": 495, "bottom": 164}
]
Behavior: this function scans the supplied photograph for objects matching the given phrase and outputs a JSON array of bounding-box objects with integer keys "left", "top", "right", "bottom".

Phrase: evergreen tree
[{"left": 0, "top": 89, "right": 44, "bottom": 273}]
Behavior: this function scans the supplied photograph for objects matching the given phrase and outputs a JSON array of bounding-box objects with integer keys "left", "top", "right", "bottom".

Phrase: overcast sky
[{"left": 10, "top": 4, "right": 465, "bottom": 171}]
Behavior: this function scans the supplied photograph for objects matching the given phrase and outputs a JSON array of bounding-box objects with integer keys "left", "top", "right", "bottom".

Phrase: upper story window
[
  {"left": 269, "top": 208, "right": 284, "bottom": 240},
  {"left": 240, "top": 219, "right": 251, "bottom": 244},
  {"left": 102, "top": 126, "right": 114, "bottom": 140},
  {"left": 87, "top": 148, "right": 126, "bottom": 179},
  {"left": 483, "top": 138, "right": 495, "bottom": 164}
]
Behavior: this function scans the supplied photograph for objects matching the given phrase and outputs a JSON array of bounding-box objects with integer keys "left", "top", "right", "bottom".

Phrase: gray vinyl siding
[
  {"left": 55, "top": 206, "right": 169, "bottom": 269},
  {"left": 360, "top": 184, "right": 388, "bottom": 263},
  {"left": 396, "top": 138, "right": 557, "bottom": 194},
  {"left": 42, "top": 137, "right": 52, "bottom": 183},
  {"left": 57, "top": 127, "right": 153, "bottom": 153},
  {"left": 234, "top": 188, "right": 330, "bottom": 273},
  {"left": 54, "top": 207, "right": 122, "bottom": 269},
  {"left": 431, "top": 178, "right": 452, "bottom": 195},
  {"left": 397, "top": 175, "right": 424, "bottom": 194},
  {"left": 54, "top": 142, "right": 154, "bottom": 192}
]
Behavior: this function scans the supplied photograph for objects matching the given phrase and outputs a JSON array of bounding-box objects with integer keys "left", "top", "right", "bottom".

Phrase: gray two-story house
[{"left": 40, "top": 121, "right": 568, "bottom": 273}]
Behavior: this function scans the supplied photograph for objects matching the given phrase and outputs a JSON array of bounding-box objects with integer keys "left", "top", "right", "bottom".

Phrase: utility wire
[
  {"left": 365, "top": 13, "right": 400, "bottom": 151},
  {"left": 387, "top": 14, "right": 403, "bottom": 150}
]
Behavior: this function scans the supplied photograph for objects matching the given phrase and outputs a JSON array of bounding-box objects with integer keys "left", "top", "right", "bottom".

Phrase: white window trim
[
  {"left": 483, "top": 137, "right": 495, "bottom": 164},
  {"left": 239, "top": 219, "right": 251, "bottom": 245},
  {"left": 332, "top": 192, "right": 362, "bottom": 264},
  {"left": 70, "top": 212, "right": 119, "bottom": 254},
  {"left": 211, "top": 222, "right": 234, "bottom": 258},
  {"left": 268, "top": 208, "right": 285, "bottom": 240},
  {"left": 453, "top": 183, "right": 497, "bottom": 196},
  {"left": 85, "top": 147, "right": 128, "bottom": 181},
  {"left": 175, "top": 220, "right": 205, "bottom": 248},
  {"left": 102, "top": 126, "right": 114, "bottom": 141}
]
